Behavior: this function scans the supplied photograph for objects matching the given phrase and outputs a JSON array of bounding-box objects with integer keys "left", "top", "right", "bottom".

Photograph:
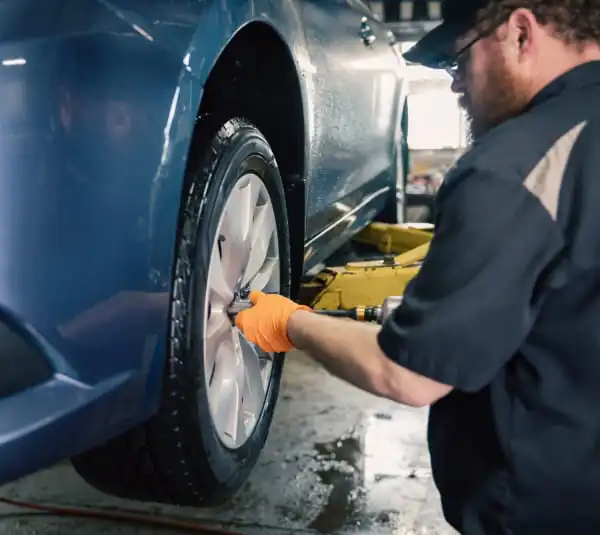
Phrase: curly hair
[{"left": 474, "top": 0, "right": 600, "bottom": 47}]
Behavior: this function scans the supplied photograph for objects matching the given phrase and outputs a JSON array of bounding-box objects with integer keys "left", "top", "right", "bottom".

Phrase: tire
[{"left": 72, "top": 118, "right": 291, "bottom": 507}]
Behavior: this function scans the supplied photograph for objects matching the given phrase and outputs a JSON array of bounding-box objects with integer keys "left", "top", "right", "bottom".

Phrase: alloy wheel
[{"left": 202, "top": 172, "right": 280, "bottom": 449}]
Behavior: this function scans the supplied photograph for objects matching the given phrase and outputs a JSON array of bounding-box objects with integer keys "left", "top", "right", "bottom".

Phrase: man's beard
[{"left": 460, "top": 55, "right": 530, "bottom": 143}]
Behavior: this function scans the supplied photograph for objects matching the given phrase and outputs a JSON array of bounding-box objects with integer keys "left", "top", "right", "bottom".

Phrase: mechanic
[{"left": 236, "top": 1, "right": 600, "bottom": 534}]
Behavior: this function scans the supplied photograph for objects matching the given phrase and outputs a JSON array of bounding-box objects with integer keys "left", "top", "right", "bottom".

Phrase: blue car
[{"left": 0, "top": 0, "right": 407, "bottom": 505}]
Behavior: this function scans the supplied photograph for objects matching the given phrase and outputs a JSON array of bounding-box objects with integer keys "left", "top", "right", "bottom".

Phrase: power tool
[
  {"left": 314, "top": 295, "right": 403, "bottom": 324},
  {"left": 227, "top": 295, "right": 403, "bottom": 324}
]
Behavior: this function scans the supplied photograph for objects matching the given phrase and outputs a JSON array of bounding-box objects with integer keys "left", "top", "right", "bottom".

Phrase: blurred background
[{"left": 371, "top": 0, "right": 469, "bottom": 222}]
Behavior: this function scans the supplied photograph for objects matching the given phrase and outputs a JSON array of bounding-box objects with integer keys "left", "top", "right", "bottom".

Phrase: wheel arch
[{"left": 193, "top": 21, "right": 307, "bottom": 297}]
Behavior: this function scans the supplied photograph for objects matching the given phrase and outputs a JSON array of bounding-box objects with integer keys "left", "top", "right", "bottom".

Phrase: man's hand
[{"left": 235, "top": 291, "right": 312, "bottom": 353}]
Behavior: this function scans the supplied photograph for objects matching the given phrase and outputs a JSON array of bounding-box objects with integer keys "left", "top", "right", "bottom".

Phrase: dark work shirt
[{"left": 378, "top": 61, "right": 600, "bottom": 535}]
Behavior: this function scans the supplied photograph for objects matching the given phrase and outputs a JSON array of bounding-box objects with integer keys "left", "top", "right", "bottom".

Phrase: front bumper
[
  {"left": 0, "top": 305, "right": 140, "bottom": 486},
  {"left": 0, "top": 367, "right": 137, "bottom": 486}
]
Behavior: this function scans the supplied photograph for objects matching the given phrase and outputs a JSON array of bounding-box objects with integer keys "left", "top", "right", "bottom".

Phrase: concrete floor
[{"left": 0, "top": 352, "right": 457, "bottom": 535}]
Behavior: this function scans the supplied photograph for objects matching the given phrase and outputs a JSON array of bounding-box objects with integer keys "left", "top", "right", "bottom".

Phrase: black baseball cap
[{"left": 403, "top": 0, "right": 492, "bottom": 69}]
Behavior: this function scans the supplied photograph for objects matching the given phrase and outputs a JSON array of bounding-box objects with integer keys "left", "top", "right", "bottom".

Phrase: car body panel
[
  {"left": 297, "top": 0, "right": 406, "bottom": 266},
  {"left": 0, "top": 0, "right": 406, "bottom": 484}
]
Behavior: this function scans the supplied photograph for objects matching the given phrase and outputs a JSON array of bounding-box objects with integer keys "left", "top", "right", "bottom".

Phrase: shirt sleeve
[{"left": 377, "top": 166, "right": 564, "bottom": 393}]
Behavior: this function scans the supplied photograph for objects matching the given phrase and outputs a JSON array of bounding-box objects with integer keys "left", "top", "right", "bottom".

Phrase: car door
[{"left": 299, "top": 0, "right": 403, "bottom": 242}]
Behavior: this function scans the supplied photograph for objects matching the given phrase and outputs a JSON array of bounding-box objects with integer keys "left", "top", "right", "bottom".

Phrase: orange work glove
[{"left": 235, "top": 291, "right": 312, "bottom": 353}]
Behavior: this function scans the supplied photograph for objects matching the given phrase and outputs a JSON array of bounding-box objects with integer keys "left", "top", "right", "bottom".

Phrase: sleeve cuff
[{"left": 377, "top": 319, "right": 470, "bottom": 391}]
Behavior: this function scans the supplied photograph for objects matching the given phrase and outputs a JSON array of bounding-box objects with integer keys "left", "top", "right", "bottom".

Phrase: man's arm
[{"left": 287, "top": 310, "right": 453, "bottom": 407}]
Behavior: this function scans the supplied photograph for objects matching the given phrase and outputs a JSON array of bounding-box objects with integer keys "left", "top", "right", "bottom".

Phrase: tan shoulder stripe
[{"left": 523, "top": 121, "right": 588, "bottom": 221}]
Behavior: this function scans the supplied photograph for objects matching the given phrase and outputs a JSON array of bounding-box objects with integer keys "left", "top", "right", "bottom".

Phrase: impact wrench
[
  {"left": 314, "top": 295, "right": 403, "bottom": 323},
  {"left": 228, "top": 295, "right": 404, "bottom": 324}
]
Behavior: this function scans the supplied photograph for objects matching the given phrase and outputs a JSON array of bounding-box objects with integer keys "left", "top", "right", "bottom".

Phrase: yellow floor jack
[{"left": 297, "top": 222, "right": 434, "bottom": 323}]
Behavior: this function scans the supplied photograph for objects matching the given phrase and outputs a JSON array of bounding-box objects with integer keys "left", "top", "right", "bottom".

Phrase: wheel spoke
[
  {"left": 215, "top": 381, "right": 240, "bottom": 444},
  {"left": 204, "top": 310, "right": 231, "bottom": 378},
  {"left": 250, "top": 257, "right": 280, "bottom": 292},
  {"left": 242, "top": 204, "right": 276, "bottom": 286},
  {"left": 207, "top": 333, "right": 245, "bottom": 444},
  {"left": 219, "top": 239, "right": 244, "bottom": 291},
  {"left": 236, "top": 176, "right": 261, "bottom": 245},
  {"left": 236, "top": 397, "right": 247, "bottom": 445},
  {"left": 206, "top": 341, "right": 235, "bottom": 418},
  {"left": 209, "top": 247, "right": 234, "bottom": 304},
  {"left": 219, "top": 179, "right": 261, "bottom": 288},
  {"left": 222, "top": 329, "right": 246, "bottom": 444},
  {"left": 239, "top": 334, "right": 267, "bottom": 419}
]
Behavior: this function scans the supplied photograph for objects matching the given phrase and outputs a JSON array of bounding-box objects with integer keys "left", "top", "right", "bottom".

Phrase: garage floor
[{"left": 0, "top": 352, "right": 457, "bottom": 535}]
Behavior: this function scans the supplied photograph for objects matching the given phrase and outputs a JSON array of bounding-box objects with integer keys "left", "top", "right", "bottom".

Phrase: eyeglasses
[
  {"left": 441, "top": 33, "right": 482, "bottom": 80},
  {"left": 441, "top": 16, "right": 510, "bottom": 80}
]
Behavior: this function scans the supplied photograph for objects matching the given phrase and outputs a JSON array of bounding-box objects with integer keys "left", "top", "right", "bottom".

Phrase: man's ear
[{"left": 508, "top": 8, "right": 537, "bottom": 57}]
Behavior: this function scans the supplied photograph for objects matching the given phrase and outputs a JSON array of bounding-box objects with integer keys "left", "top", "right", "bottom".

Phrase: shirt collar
[{"left": 524, "top": 60, "right": 600, "bottom": 113}]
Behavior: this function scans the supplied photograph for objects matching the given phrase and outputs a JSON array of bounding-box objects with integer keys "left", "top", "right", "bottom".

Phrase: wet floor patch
[
  {"left": 295, "top": 407, "right": 434, "bottom": 534},
  {"left": 309, "top": 431, "right": 363, "bottom": 533}
]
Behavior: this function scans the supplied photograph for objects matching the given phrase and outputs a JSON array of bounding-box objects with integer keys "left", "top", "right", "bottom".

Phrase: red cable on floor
[{"left": 0, "top": 496, "right": 246, "bottom": 534}]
